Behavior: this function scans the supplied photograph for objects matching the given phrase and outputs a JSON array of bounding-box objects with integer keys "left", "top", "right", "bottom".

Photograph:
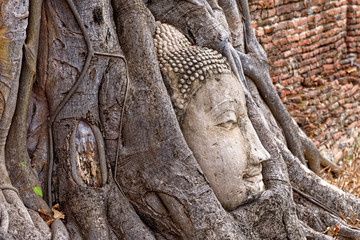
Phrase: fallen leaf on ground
[{"left": 52, "top": 203, "right": 65, "bottom": 219}]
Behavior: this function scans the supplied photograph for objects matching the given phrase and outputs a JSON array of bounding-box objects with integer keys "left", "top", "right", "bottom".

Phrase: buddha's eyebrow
[{"left": 206, "top": 100, "right": 235, "bottom": 116}]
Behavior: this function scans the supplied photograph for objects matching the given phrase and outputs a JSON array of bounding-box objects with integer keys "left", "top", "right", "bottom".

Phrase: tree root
[
  {"left": 47, "top": 0, "right": 130, "bottom": 207},
  {"left": 295, "top": 192, "right": 360, "bottom": 239},
  {"left": 232, "top": 189, "right": 305, "bottom": 239},
  {"left": 281, "top": 141, "right": 360, "bottom": 219},
  {"left": 0, "top": 201, "right": 9, "bottom": 233},
  {"left": 245, "top": 65, "right": 358, "bottom": 239},
  {"left": 50, "top": 219, "right": 70, "bottom": 240},
  {"left": 47, "top": 0, "right": 94, "bottom": 207},
  {"left": 27, "top": 209, "right": 51, "bottom": 239},
  {"left": 4, "top": 0, "right": 51, "bottom": 214},
  {"left": 299, "top": 220, "right": 334, "bottom": 240},
  {"left": 233, "top": 0, "right": 340, "bottom": 174},
  {"left": 0, "top": 189, "right": 46, "bottom": 239}
]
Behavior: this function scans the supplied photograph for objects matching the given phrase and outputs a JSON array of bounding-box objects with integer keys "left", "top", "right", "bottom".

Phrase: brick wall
[
  {"left": 250, "top": 0, "right": 360, "bottom": 161},
  {"left": 347, "top": 0, "right": 360, "bottom": 54}
]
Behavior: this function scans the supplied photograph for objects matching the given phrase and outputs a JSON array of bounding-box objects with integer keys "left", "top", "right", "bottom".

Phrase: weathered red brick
[
  {"left": 268, "top": 9, "right": 276, "bottom": 18},
  {"left": 314, "top": 14, "right": 322, "bottom": 22},
  {"left": 256, "top": 27, "right": 265, "bottom": 36},
  {"left": 288, "top": 20, "right": 295, "bottom": 28},
  {"left": 322, "top": 64, "right": 334, "bottom": 71},
  {"left": 328, "top": 7, "right": 342, "bottom": 16},
  {"left": 250, "top": 0, "right": 360, "bottom": 157},
  {"left": 263, "top": 42, "right": 274, "bottom": 50},
  {"left": 287, "top": 34, "right": 300, "bottom": 42},
  {"left": 343, "top": 103, "right": 353, "bottom": 109},
  {"left": 264, "top": 26, "right": 275, "bottom": 34},
  {"left": 349, "top": 85, "right": 359, "bottom": 95},
  {"left": 294, "top": 17, "right": 308, "bottom": 27},
  {"left": 337, "top": 19, "right": 347, "bottom": 28},
  {"left": 277, "top": 5, "right": 292, "bottom": 15},
  {"left": 299, "top": 31, "right": 307, "bottom": 39},
  {"left": 299, "top": 39, "right": 311, "bottom": 46},
  {"left": 277, "top": 21, "right": 288, "bottom": 30},
  {"left": 326, "top": 58, "right": 333, "bottom": 63},
  {"left": 313, "top": 0, "right": 326, "bottom": 5},
  {"left": 281, "top": 89, "right": 292, "bottom": 98}
]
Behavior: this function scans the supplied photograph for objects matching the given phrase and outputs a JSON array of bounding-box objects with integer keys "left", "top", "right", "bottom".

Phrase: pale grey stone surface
[{"left": 155, "top": 22, "right": 270, "bottom": 211}]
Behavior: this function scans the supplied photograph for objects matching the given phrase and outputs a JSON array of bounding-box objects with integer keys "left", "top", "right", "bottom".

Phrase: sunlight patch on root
[{"left": 0, "top": 92, "right": 5, "bottom": 120}]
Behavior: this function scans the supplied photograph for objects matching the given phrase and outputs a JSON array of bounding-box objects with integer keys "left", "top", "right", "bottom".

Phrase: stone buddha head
[{"left": 154, "top": 22, "right": 271, "bottom": 211}]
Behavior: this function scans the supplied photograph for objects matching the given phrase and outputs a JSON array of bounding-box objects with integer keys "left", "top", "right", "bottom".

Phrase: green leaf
[
  {"left": 33, "top": 186, "right": 43, "bottom": 197},
  {"left": 20, "top": 162, "right": 27, "bottom": 168}
]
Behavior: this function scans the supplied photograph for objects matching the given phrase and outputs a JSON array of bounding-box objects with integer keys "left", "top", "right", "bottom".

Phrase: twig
[
  {"left": 94, "top": 51, "right": 125, "bottom": 59},
  {"left": 12, "top": 169, "right": 23, "bottom": 185},
  {"left": 19, "top": 185, "right": 37, "bottom": 193},
  {"left": 292, "top": 186, "right": 342, "bottom": 219},
  {"left": 114, "top": 58, "right": 130, "bottom": 198}
]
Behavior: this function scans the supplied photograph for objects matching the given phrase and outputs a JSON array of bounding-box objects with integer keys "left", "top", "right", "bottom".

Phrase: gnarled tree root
[
  {"left": 4, "top": 0, "right": 50, "bottom": 212},
  {"left": 234, "top": 0, "right": 340, "bottom": 175},
  {"left": 245, "top": 72, "right": 358, "bottom": 239}
]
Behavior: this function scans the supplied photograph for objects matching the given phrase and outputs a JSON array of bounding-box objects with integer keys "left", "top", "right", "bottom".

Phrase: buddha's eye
[
  {"left": 215, "top": 111, "right": 237, "bottom": 130},
  {"left": 217, "top": 120, "right": 237, "bottom": 130}
]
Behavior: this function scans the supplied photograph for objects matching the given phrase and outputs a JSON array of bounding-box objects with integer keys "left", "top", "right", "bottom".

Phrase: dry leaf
[
  {"left": 321, "top": 139, "right": 360, "bottom": 227},
  {"left": 52, "top": 203, "right": 65, "bottom": 220},
  {"left": 38, "top": 208, "right": 55, "bottom": 226},
  {"left": 346, "top": 66, "right": 357, "bottom": 73}
]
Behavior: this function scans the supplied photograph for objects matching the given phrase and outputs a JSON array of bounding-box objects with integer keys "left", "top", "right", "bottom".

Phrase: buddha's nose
[
  {"left": 241, "top": 118, "right": 271, "bottom": 165},
  {"left": 249, "top": 142, "right": 271, "bottom": 165}
]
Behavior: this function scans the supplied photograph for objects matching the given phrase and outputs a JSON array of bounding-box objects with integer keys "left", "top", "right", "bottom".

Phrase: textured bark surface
[
  {"left": 112, "top": 1, "right": 241, "bottom": 238},
  {"left": 0, "top": 0, "right": 53, "bottom": 239},
  {"left": 5, "top": 0, "right": 49, "bottom": 213},
  {"left": 0, "top": 0, "right": 359, "bottom": 239}
]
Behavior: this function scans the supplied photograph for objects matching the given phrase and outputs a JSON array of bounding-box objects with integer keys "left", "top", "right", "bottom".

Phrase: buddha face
[{"left": 181, "top": 73, "right": 270, "bottom": 211}]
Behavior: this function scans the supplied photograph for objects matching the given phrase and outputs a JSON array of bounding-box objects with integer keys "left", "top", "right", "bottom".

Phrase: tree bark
[
  {"left": 0, "top": 0, "right": 359, "bottom": 239},
  {"left": 112, "top": 1, "right": 242, "bottom": 238}
]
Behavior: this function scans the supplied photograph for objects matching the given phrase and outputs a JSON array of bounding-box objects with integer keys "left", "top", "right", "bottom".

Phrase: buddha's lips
[{"left": 243, "top": 169, "right": 262, "bottom": 179}]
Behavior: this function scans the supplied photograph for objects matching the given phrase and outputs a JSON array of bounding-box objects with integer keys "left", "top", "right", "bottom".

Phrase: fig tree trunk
[{"left": 0, "top": 0, "right": 359, "bottom": 239}]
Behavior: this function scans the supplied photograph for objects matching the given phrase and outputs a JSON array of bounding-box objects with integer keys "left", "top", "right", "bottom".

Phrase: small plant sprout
[
  {"left": 33, "top": 186, "right": 43, "bottom": 197},
  {"left": 16, "top": 162, "right": 44, "bottom": 198}
]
